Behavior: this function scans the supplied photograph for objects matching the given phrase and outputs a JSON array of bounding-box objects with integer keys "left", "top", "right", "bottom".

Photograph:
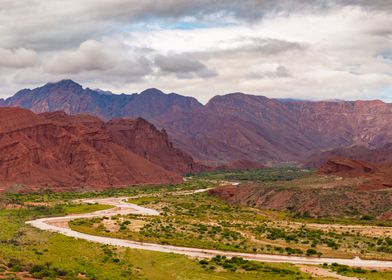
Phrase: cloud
[
  {"left": 44, "top": 40, "right": 152, "bottom": 80},
  {"left": 155, "top": 54, "right": 217, "bottom": 79},
  {"left": 44, "top": 40, "right": 116, "bottom": 74},
  {"left": 247, "top": 65, "right": 292, "bottom": 79},
  {"left": 239, "top": 38, "right": 305, "bottom": 54},
  {"left": 0, "top": 48, "right": 37, "bottom": 68},
  {"left": 0, "top": 1, "right": 391, "bottom": 103},
  {"left": 0, "top": 1, "right": 365, "bottom": 51}
]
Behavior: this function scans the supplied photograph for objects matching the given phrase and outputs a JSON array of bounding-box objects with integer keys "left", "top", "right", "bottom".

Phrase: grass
[
  {"left": 2, "top": 180, "right": 210, "bottom": 204},
  {"left": 70, "top": 190, "right": 392, "bottom": 260},
  {"left": 63, "top": 203, "right": 113, "bottom": 215},
  {"left": 0, "top": 182, "right": 314, "bottom": 280},
  {"left": 1, "top": 169, "right": 392, "bottom": 279},
  {"left": 322, "top": 263, "right": 392, "bottom": 280},
  {"left": 127, "top": 196, "right": 158, "bottom": 205},
  {"left": 292, "top": 216, "right": 392, "bottom": 227},
  {"left": 192, "top": 167, "right": 315, "bottom": 183}
]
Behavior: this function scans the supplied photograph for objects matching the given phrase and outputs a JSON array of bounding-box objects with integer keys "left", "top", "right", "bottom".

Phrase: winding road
[{"left": 26, "top": 192, "right": 392, "bottom": 268}]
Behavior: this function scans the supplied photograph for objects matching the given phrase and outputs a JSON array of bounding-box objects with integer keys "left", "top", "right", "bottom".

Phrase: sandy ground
[
  {"left": 270, "top": 220, "right": 392, "bottom": 238},
  {"left": 0, "top": 271, "right": 37, "bottom": 280},
  {"left": 297, "top": 265, "right": 360, "bottom": 280},
  {"left": 26, "top": 189, "right": 392, "bottom": 268}
]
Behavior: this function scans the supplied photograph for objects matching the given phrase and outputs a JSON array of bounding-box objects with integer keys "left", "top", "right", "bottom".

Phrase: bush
[{"left": 306, "top": 248, "right": 318, "bottom": 256}]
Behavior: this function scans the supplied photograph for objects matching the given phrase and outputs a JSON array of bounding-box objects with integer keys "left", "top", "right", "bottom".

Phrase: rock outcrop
[
  {"left": 318, "top": 157, "right": 392, "bottom": 190},
  {"left": 318, "top": 158, "right": 378, "bottom": 176},
  {"left": 303, "top": 144, "right": 392, "bottom": 168},
  {"left": 2, "top": 80, "right": 392, "bottom": 164},
  {"left": 210, "top": 184, "right": 392, "bottom": 219},
  {"left": 0, "top": 108, "right": 202, "bottom": 192}
]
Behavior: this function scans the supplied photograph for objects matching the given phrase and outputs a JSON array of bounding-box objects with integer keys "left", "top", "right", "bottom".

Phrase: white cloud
[
  {"left": 0, "top": 48, "right": 37, "bottom": 68},
  {"left": 44, "top": 40, "right": 116, "bottom": 74},
  {"left": 0, "top": 1, "right": 391, "bottom": 102},
  {"left": 43, "top": 39, "right": 153, "bottom": 83}
]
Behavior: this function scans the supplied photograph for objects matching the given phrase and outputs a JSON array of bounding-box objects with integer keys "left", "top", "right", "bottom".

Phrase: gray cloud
[
  {"left": 44, "top": 40, "right": 152, "bottom": 80},
  {"left": 0, "top": 1, "right": 374, "bottom": 50},
  {"left": 0, "top": 0, "right": 391, "bottom": 102},
  {"left": 344, "top": 0, "right": 392, "bottom": 10},
  {"left": 0, "top": 48, "right": 37, "bottom": 68},
  {"left": 232, "top": 38, "right": 305, "bottom": 55},
  {"left": 44, "top": 40, "right": 116, "bottom": 74},
  {"left": 247, "top": 65, "right": 292, "bottom": 79},
  {"left": 155, "top": 54, "right": 217, "bottom": 79}
]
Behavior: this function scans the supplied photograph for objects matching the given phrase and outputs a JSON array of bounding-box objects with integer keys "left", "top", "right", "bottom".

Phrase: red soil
[
  {"left": 319, "top": 157, "right": 392, "bottom": 190},
  {"left": 0, "top": 108, "right": 199, "bottom": 192}
]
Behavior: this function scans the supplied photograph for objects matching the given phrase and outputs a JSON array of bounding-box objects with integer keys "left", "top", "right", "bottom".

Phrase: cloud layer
[{"left": 0, "top": 0, "right": 391, "bottom": 102}]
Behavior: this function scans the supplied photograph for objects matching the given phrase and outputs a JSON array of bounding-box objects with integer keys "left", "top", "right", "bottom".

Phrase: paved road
[{"left": 26, "top": 194, "right": 392, "bottom": 268}]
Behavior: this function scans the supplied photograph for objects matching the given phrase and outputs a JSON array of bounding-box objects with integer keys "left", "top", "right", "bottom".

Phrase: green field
[
  {"left": 0, "top": 180, "right": 313, "bottom": 280},
  {"left": 71, "top": 190, "right": 392, "bottom": 260},
  {"left": 1, "top": 169, "right": 392, "bottom": 279},
  {"left": 192, "top": 167, "right": 315, "bottom": 182}
]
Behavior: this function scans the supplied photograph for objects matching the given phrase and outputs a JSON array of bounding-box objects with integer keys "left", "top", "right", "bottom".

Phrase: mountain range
[
  {"left": 0, "top": 107, "right": 201, "bottom": 192},
  {"left": 2, "top": 79, "right": 392, "bottom": 164},
  {"left": 304, "top": 144, "right": 392, "bottom": 168}
]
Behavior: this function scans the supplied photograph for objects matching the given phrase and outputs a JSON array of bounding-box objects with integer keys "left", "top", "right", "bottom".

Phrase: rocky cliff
[
  {"left": 3, "top": 80, "right": 392, "bottom": 164},
  {"left": 0, "top": 108, "right": 201, "bottom": 192}
]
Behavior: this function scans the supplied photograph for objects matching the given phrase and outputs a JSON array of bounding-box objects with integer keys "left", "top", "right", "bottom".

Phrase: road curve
[{"left": 26, "top": 195, "right": 392, "bottom": 268}]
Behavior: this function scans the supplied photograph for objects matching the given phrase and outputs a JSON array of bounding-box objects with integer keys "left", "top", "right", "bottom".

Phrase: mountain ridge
[
  {"left": 1, "top": 79, "right": 391, "bottom": 164},
  {"left": 0, "top": 107, "right": 205, "bottom": 192}
]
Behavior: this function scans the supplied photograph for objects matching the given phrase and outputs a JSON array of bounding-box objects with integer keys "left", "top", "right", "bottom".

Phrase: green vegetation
[
  {"left": 1, "top": 169, "right": 392, "bottom": 279},
  {"left": 2, "top": 180, "right": 210, "bottom": 204},
  {"left": 322, "top": 263, "right": 392, "bottom": 280},
  {"left": 292, "top": 216, "right": 392, "bottom": 227},
  {"left": 71, "top": 188, "right": 392, "bottom": 260},
  {"left": 63, "top": 203, "right": 113, "bottom": 214},
  {"left": 0, "top": 181, "right": 314, "bottom": 279},
  {"left": 199, "top": 255, "right": 304, "bottom": 277},
  {"left": 193, "top": 167, "right": 314, "bottom": 182}
]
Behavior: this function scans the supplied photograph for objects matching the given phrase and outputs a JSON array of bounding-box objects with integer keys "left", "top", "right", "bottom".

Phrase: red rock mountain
[
  {"left": 303, "top": 144, "right": 392, "bottom": 168},
  {"left": 0, "top": 107, "right": 202, "bottom": 192},
  {"left": 318, "top": 157, "right": 392, "bottom": 190},
  {"left": 318, "top": 158, "right": 378, "bottom": 176},
  {"left": 2, "top": 80, "right": 392, "bottom": 164}
]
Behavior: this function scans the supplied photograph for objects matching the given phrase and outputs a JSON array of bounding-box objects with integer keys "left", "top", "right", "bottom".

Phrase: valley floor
[
  {"left": 27, "top": 195, "right": 392, "bottom": 268},
  {"left": 1, "top": 169, "right": 392, "bottom": 279}
]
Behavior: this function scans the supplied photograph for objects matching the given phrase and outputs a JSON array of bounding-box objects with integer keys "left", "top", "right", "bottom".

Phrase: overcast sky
[{"left": 0, "top": 0, "right": 391, "bottom": 103}]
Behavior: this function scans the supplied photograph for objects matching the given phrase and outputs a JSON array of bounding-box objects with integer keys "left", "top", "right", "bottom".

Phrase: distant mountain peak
[
  {"left": 206, "top": 92, "right": 270, "bottom": 107},
  {"left": 139, "top": 88, "right": 165, "bottom": 96},
  {"left": 93, "top": 88, "right": 114, "bottom": 96},
  {"left": 51, "top": 79, "right": 81, "bottom": 86},
  {"left": 45, "top": 79, "right": 83, "bottom": 90},
  {"left": 12, "top": 88, "right": 32, "bottom": 99}
]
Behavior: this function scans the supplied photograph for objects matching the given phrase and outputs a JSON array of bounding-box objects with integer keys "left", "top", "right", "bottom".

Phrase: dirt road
[{"left": 26, "top": 193, "right": 392, "bottom": 268}]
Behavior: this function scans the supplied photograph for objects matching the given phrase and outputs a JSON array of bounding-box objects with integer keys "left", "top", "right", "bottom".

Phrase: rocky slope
[
  {"left": 210, "top": 156, "right": 392, "bottom": 219},
  {"left": 318, "top": 158, "right": 392, "bottom": 190},
  {"left": 318, "top": 158, "right": 378, "bottom": 177},
  {"left": 2, "top": 80, "right": 392, "bottom": 164},
  {"left": 210, "top": 184, "right": 392, "bottom": 219},
  {"left": 0, "top": 108, "right": 202, "bottom": 192},
  {"left": 303, "top": 144, "right": 392, "bottom": 168}
]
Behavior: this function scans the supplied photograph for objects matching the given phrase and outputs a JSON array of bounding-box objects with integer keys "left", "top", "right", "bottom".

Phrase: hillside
[
  {"left": 303, "top": 144, "right": 392, "bottom": 168},
  {"left": 0, "top": 108, "right": 203, "bottom": 192},
  {"left": 2, "top": 80, "right": 392, "bottom": 164},
  {"left": 211, "top": 183, "right": 392, "bottom": 219},
  {"left": 318, "top": 157, "right": 392, "bottom": 190}
]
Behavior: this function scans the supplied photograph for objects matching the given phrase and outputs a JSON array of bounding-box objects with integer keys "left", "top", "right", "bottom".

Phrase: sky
[{"left": 0, "top": 0, "right": 391, "bottom": 103}]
